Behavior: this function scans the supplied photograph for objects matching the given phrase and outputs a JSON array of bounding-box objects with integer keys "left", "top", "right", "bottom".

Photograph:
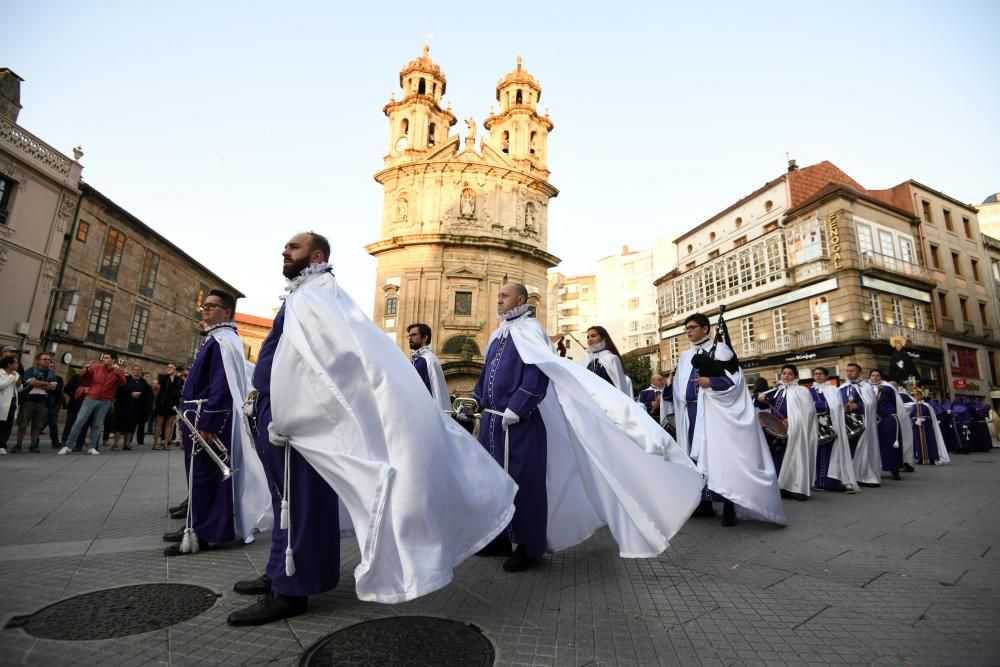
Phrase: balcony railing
[
  {"left": 732, "top": 325, "right": 839, "bottom": 359},
  {"left": 0, "top": 117, "right": 78, "bottom": 187},
  {"left": 860, "top": 251, "right": 930, "bottom": 281},
  {"left": 869, "top": 321, "right": 941, "bottom": 348}
]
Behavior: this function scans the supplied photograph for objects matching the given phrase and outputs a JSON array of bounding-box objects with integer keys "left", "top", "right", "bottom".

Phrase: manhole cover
[
  {"left": 300, "top": 616, "right": 494, "bottom": 667},
  {"left": 5, "top": 583, "right": 218, "bottom": 640}
]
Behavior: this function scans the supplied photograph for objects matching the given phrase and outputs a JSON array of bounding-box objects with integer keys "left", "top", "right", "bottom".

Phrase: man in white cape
[
  {"left": 228, "top": 233, "right": 516, "bottom": 626},
  {"left": 841, "top": 362, "right": 882, "bottom": 487},
  {"left": 406, "top": 322, "right": 450, "bottom": 411},
  {"left": 811, "top": 367, "right": 860, "bottom": 494},
  {"left": 470, "top": 283, "right": 705, "bottom": 572},
  {"left": 673, "top": 313, "right": 784, "bottom": 526},
  {"left": 162, "top": 289, "right": 272, "bottom": 557},
  {"left": 893, "top": 382, "right": 917, "bottom": 474},
  {"left": 757, "top": 365, "right": 822, "bottom": 501}
]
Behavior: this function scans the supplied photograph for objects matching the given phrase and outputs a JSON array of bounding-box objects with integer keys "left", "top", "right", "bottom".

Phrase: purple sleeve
[
  {"left": 508, "top": 363, "right": 549, "bottom": 419},
  {"left": 413, "top": 357, "right": 433, "bottom": 395},
  {"left": 196, "top": 341, "right": 231, "bottom": 434},
  {"left": 708, "top": 375, "right": 734, "bottom": 391},
  {"left": 811, "top": 388, "right": 828, "bottom": 412}
]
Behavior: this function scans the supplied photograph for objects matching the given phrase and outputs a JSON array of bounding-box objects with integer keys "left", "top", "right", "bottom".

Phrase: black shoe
[
  {"left": 227, "top": 592, "right": 307, "bottom": 626},
  {"left": 163, "top": 528, "right": 185, "bottom": 542},
  {"left": 476, "top": 534, "right": 513, "bottom": 557},
  {"left": 891, "top": 470, "right": 902, "bottom": 480},
  {"left": 234, "top": 574, "right": 271, "bottom": 596},
  {"left": 721, "top": 501, "right": 738, "bottom": 527},
  {"left": 858, "top": 482, "right": 881, "bottom": 488},
  {"left": 168, "top": 499, "right": 189, "bottom": 514},
  {"left": 502, "top": 545, "right": 540, "bottom": 572},
  {"left": 691, "top": 500, "right": 716, "bottom": 518},
  {"left": 169, "top": 508, "right": 188, "bottom": 520},
  {"left": 780, "top": 489, "right": 794, "bottom": 499},
  {"left": 902, "top": 463, "right": 915, "bottom": 473},
  {"left": 163, "top": 541, "right": 209, "bottom": 557},
  {"left": 29, "top": 447, "right": 39, "bottom": 453}
]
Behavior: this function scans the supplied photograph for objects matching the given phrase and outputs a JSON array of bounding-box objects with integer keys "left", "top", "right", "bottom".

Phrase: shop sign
[{"left": 827, "top": 213, "right": 843, "bottom": 269}]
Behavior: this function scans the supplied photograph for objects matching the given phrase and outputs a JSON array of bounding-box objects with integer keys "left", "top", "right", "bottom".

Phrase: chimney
[
  {"left": 622, "top": 244, "right": 629, "bottom": 255},
  {"left": 0, "top": 69, "right": 24, "bottom": 122},
  {"left": 787, "top": 158, "right": 798, "bottom": 172}
]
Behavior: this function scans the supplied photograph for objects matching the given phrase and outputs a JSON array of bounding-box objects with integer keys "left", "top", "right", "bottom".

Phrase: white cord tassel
[
  {"left": 188, "top": 528, "right": 200, "bottom": 554},
  {"left": 285, "top": 546, "right": 296, "bottom": 576},
  {"left": 280, "top": 500, "right": 289, "bottom": 530},
  {"left": 283, "top": 440, "right": 294, "bottom": 577}
]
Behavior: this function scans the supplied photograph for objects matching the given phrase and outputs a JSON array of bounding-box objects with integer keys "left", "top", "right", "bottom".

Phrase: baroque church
[{"left": 366, "top": 46, "right": 560, "bottom": 393}]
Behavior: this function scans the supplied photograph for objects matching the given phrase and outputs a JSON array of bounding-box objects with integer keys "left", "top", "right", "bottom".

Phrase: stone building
[
  {"left": 977, "top": 193, "right": 1000, "bottom": 238},
  {"left": 546, "top": 271, "right": 597, "bottom": 364},
  {"left": 235, "top": 311, "right": 274, "bottom": 362},
  {"left": 655, "top": 160, "right": 967, "bottom": 397},
  {"left": 0, "top": 68, "right": 83, "bottom": 363},
  {"left": 366, "top": 47, "right": 560, "bottom": 393},
  {"left": 46, "top": 183, "right": 244, "bottom": 373}
]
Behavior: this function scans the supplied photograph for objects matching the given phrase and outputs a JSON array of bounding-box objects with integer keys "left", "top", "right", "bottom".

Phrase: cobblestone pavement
[{"left": 0, "top": 436, "right": 997, "bottom": 666}]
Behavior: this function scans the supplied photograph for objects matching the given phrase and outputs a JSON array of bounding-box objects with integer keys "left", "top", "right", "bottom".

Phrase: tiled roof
[
  {"left": 787, "top": 161, "right": 866, "bottom": 209},
  {"left": 235, "top": 312, "right": 274, "bottom": 328}
]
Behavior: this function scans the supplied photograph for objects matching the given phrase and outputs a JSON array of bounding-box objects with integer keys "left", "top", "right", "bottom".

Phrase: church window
[
  {"left": 734, "top": 217, "right": 743, "bottom": 229},
  {"left": 529, "top": 131, "right": 536, "bottom": 155},
  {"left": 454, "top": 291, "right": 472, "bottom": 316},
  {"left": 432, "top": 82, "right": 437, "bottom": 97},
  {"left": 401, "top": 118, "right": 409, "bottom": 135},
  {"left": 764, "top": 200, "right": 774, "bottom": 213},
  {"left": 709, "top": 232, "right": 716, "bottom": 242},
  {"left": 384, "top": 296, "right": 398, "bottom": 316},
  {"left": 686, "top": 244, "right": 693, "bottom": 255},
  {"left": 502, "top": 131, "right": 509, "bottom": 153},
  {"left": 516, "top": 89, "right": 523, "bottom": 104},
  {"left": 428, "top": 122, "right": 436, "bottom": 147},
  {"left": 442, "top": 335, "right": 480, "bottom": 356},
  {"left": 418, "top": 78, "right": 426, "bottom": 95}
]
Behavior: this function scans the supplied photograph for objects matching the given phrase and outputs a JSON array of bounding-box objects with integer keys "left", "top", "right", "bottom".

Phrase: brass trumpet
[
  {"left": 173, "top": 405, "right": 234, "bottom": 481},
  {"left": 448, "top": 397, "right": 510, "bottom": 474}
]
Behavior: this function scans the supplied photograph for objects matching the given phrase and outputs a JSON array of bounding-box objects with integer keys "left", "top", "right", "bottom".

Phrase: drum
[
  {"left": 816, "top": 410, "right": 838, "bottom": 446},
  {"left": 663, "top": 414, "right": 677, "bottom": 440},
  {"left": 758, "top": 412, "right": 788, "bottom": 442},
  {"left": 844, "top": 412, "right": 865, "bottom": 440}
]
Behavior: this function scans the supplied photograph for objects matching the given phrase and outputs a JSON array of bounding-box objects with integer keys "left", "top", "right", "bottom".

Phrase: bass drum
[
  {"left": 758, "top": 412, "right": 788, "bottom": 442},
  {"left": 844, "top": 412, "right": 865, "bottom": 440},
  {"left": 816, "top": 410, "right": 838, "bottom": 446}
]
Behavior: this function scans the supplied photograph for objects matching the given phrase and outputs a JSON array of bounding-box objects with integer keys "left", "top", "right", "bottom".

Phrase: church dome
[
  {"left": 399, "top": 44, "right": 447, "bottom": 95},
  {"left": 496, "top": 56, "right": 541, "bottom": 101},
  {"left": 983, "top": 192, "right": 1000, "bottom": 205}
]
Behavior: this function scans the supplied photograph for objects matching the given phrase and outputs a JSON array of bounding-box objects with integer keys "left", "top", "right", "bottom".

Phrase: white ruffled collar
[
  {"left": 411, "top": 346, "right": 432, "bottom": 361},
  {"left": 588, "top": 342, "right": 607, "bottom": 354},
  {"left": 281, "top": 262, "right": 333, "bottom": 300},
  {"left": 691, "top": 336, "right": 712, "bottom": 350},
  {"left": 499, "top": 303, "right": 531, "bottom": 321},
  {"left": 203, "top": 321, "right": 238, "bottom": 337},
  {"left": 778, "top": 380, "right": 799, "bottom": 388}
]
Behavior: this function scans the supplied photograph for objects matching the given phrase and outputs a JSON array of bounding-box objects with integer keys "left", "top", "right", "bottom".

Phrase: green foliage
[{"left": 621, "top": 352, "right": 652, "bottom": 398}]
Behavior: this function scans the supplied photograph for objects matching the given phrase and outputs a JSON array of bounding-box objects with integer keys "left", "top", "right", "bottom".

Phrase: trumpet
[
  {"left": 173, "top": 405, "right": 234, "bottom": 481},
  {"left": 447, "top": 397, "right": 510, "bottom": 474}
]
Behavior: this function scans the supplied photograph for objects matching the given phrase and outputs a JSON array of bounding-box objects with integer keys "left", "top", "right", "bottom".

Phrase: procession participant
[
  {"left": 584, "top": 326, "right": 629, "bottom": 396},
  {"left": 757, "top": 364, "right": 824, "bottom": 501},
  {"left": 910, "top": 387, "right": 948, "bottom": 465},
  {"left": 407, "top": 323, "right": 450, "bottom": 411},
  {"left": 228, "top": 232, "right": 516, "bottom": 626},
  {"left": 470, "top": 283, "right": 704, "bottom": 566},
  {"left": 58, "top": 352, "right": 126, "bottom": 456},
  {"left": 968, "top": 398, "right": 993, "bottom": 452},
  {"left": 932, "top": 397, "right": 960, "bottom": 457},
  {"left": 949, "top": 398, "right": 973, "bottom": 454},
  {"left": 892, "top": 382, "right": 917, "bottom": 472},
  {"left": 887, "top": 335, "right": 920, "bottom": 387},
  {"left": 163, "top": 290, "right": 272, "bottom": 557},
  {"left": 840, "top": 363, "right": 881, "bottom": 487},
  {"left": 673, "top": 312, "right": 784, "bottom": 526},
  {"left": 868, "top": 370, "right": 903, "bottom": 480},
  {"left": 811, "top": 368, "right": 859, "bottom": 493},
  {"left": 639, "top": 373, "right": 667, "bottom": 424}
]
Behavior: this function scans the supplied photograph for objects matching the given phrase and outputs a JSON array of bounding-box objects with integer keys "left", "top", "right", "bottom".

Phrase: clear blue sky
[{"left": 5, "top": 1, "right": 999, "bottom": 318}]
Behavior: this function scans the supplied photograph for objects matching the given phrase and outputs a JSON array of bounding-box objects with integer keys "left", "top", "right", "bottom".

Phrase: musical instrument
[
  {"left": 844, "top": 412, "right": 865, "bottom": 440},
  {"left": 174, "top": 404, "right": 234, "bottom": 481},
  {"left": 663, "top": 413, "right": 677, "bottom": 439},
  {"left": 816, "top": 410, "right": 838, "bottom": 446},
  {"left": 450, "top": 398, "right": 510, "bottom": 473},
  {"left": 758, "top": 412, "right": 788, "bottom": 442}
]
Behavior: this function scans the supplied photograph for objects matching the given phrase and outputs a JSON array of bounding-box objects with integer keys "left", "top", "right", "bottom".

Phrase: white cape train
[
  {"left": 270, "top": 270, "right": 517, "bottom": 603},
  {"left": 499, "top": 315, "right": 705, "bottom": 558},
  {"left": 212, "top": 326, "right": 273, "bottom": 541},
  {"left": 776, "top": 383, "right": 818, "bottom": 497},
  {"left": 815, "top": 382, "right": 860, "bottom": 491}
]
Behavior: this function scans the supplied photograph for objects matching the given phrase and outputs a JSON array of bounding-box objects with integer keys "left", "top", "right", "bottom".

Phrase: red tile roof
[
  {"left": 235, "top": 312, "right": 274, "bottom": 328},
  {"left": 787, "top": 161, "right": 866, "bottom": 209}
]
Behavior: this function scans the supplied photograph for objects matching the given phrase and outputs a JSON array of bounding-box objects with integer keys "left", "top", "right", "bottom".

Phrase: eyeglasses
[
  {"left": 684, "top": 324, "right": 705, "bottom": 331},
  {"left": 199, "top": 303, "right": 223, "bottom": 312}
]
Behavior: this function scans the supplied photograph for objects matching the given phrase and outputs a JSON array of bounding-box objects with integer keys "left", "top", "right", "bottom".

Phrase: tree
[{"left": 621, "top": 351, "right": 652, "bottom": 398}]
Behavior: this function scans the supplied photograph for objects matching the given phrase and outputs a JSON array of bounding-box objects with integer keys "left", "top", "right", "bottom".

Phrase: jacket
[{"left": 80, "top": 364, "right": 127, "bottom": 401}]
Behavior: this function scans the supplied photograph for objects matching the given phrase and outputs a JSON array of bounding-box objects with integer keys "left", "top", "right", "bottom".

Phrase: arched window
[
  {"left": 428, "top": 122, "right": 436, "bottom": 147},
  {"left": 686, "top": 244, "right": 693, "bottom": 254},
  {"left": 529, "top": 131, "right": 536, "bottom": 155},
  {"left": 709, "top": 232, "right": 716, "bottom": 242},
  {"left": 442, "top": 335, "right": 481, "bottom": 356},
  {"left": 432, "top": 82, "right": 437, "bottom": 97},
  {"left": 401, "top": 118, "right": 409, "bottom": 135},
  {"left": 418, "top": 78, "right": 426, "bottom": 95},
  {"left": 502, "top": 131, "right": 510, "bottom": 153},
  {"left": 734, "top": 216, "right": 743, "bottom": 229},
  {"left": 764, "top": 200, "right": 773, "bottom": 213},
  {"left": 516, "top": 89, "right": 523, "bottom": 104}
]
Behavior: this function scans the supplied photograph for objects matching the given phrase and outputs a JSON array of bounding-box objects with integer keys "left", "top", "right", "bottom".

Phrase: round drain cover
[
  {"left": 5, "top": 583, "right": 218, "bottom": 640},
  {"left": 300, "top": 616, "right": 494, "bottom": 667}
]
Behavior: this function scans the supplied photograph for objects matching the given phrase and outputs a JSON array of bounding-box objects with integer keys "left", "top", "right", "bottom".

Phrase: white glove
[
  {"left": 501, "top": 408, "right": 520, "bottom": 431},
  {"left": 915, "top": 418, "right": 925, "bottom": 425},
  {"left": 454, "top": 407, "right": 472, "bottom": 423}
]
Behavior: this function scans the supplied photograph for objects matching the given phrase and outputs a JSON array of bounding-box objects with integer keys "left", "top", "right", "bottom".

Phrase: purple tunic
[
  {"left": 969, "top": 401, "right": 993, "bottom": 452},
  {"left": 840, "top": 382, "right": 866, "bottom": 458},
  {"left": 872, "top": 384, "right": 903, "bottom": 472},
  {"left": 253, "top": 305, "right": 341, "bottom": 597},
  {"left": 412, "top": 355, "right": 433, "bottom": 395},
  {"left": 181, "top": 336, "right": 235, "bottom": 544},
  {"left": 473, "top": 319, "right": 549, "bottom": 559},
  {"left": 911, "top": 402, "right": 941, "bottom": 464}
]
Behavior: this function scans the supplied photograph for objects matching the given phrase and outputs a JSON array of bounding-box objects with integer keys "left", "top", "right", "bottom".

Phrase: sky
[{"left": 5, "top": 1, "right": 999, "bottom": 318}]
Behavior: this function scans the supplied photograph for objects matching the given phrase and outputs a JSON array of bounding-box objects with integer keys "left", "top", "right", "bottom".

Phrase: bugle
[{"left": 173, "top": 406, "right": 234, "bottom": 481}]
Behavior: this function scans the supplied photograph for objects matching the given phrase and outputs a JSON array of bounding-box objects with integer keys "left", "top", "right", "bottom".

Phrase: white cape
[
  {"left": 499, "top": 315, "right": 705, "bottom": 557},
  {"left": 414, "top": 347, "right": 450, "bottom": 411},
  {"left": 585, "top": 349, "right": 630, "bottom": 396},
  {"left": 270, "top": 271, "right": 517, "bottom": 603},
  {"left": 915, "top": 400, "right": 950, "bottom": 465},
  {"left": 815, "top": 382, "right": 859, "bottom": 491},
  {"left": 896, "top": 391, "right": 915, "bottom": 466},
  {"left": 776, "top": 384, "right": 817, "bottom": 497},
  {"left": 211, "top": 326, "right": 273, "bottom": 541},
  {"left": 850, "top": 381, "right": 882, "bottom": 484}
]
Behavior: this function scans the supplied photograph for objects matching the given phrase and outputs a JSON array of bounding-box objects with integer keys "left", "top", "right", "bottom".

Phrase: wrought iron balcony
[
  {"left": 869, "top": 321, "right": 941, "bottom": 348},
  {"left": 860, "top": 251, "right": 931, "bottom": 282}
]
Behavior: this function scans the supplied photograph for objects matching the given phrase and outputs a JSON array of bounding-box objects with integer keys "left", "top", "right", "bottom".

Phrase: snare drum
[
  {"left": 758, "top": 412, "right": 788, "bottom": 442},
  {"left": 664, "top": 413, "right": 677, "bottom": 439}
]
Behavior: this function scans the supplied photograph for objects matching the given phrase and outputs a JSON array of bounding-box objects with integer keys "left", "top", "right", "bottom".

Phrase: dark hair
[
  {"left": 407, "top": 323, "right": 432, "bottom": 344},
  {"left": 105, "top": 350, "right": 119, "bottom": 361},
  {"left": 175, "top": 365, "right": 186, "bottom": 373},
  {"left": 869, "top": 368, "right": 882, "bottom": 378},
  {"left": 752, "top": 376, "right": 769, "bottom": 393},
  {"left": 847, "top": 362, "right": 862, "bottom": 371},
  {"left": 812, "top": 367, "right": 829, "bottom": 377},
  {"left": 208, "top": 289, "right": 237, "bottom": 315},
  {"left": 587, "top": 325, "right": 623, "bottom": 360},
  {"left": 305, "top": 231, "right": 331, "bottom": 261},
  {"left": 683, "top": 313, "right": 710, "bottom": 329},
  {"left": 781, "top": 364, "right": 798, "bottom": 377},
  {"left": 0, "top": 357, "right": 15, "bottom": 370}
]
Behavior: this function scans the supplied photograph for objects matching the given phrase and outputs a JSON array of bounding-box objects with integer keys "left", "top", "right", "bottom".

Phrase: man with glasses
[
  {"left": 407, "top": 323, "right": 450, "bottom": 411},
  {"left": 58, "top": 351, "right": 126, "bottom": 455}
]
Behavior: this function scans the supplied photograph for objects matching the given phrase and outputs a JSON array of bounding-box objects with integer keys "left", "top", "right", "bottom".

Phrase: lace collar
[
  {"left": 588, "top": 341, "right": 607, "bottom": 354},
  {"left": 778, "top": 379, "right": 799, "bottom": 388},
  {"left": 281, "top": 262, "right": 333, "bottom": 300},
  {"left": 411, "top": 346, "right": 432, "bottom": 361},
  {"left": 202, "top": 322, "right": 238, "bottom": 337},
  {"left": 500, "top": 303, "right": 531, "bottom": 321}
]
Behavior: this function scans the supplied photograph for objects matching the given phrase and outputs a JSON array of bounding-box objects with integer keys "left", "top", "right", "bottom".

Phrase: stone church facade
[{"left": 366, "top": 47, "right": 560, "bottom": 393}]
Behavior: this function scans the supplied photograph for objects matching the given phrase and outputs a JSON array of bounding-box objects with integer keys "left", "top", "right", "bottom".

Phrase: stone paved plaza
[{"left": 0, "top": 437, "right": 997, "bottom": 666}]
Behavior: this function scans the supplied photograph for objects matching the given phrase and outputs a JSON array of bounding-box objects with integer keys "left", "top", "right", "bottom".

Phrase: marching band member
[
  {"left": 840, "top": 363, "right": 881, "bottom": 488},
  {"left": 868, "top": 370, "right": 903, "bottom": 481},
  {"left": 471, "top": 283, "right": 705, "bottom": 570},
  {"left": 639, "top": 373, "right": 668, "bottom": 424},
  {"left": 893, "top": 382, "right": 917, "bottom": 473},
  {"left": 585, "top": 326, "right": 630, "bottom": 396},
  {"left": 757, "top": 364, "right": 824, "bottom": 501},
  {"left": 163, "top": 290, "right": 272, "bottom": 556},
  {"left": 910, "top": 387, "right": 948, "bottom": 465},
  {"left": 228, "top": 232, "right": 516, "bottom": 625},
  {"left": 407, "top": 323, "right": 450, "bottom": 411},
  {"left": 811, "top": 367, "right": 859, "bottom": 493},
  {"left": 673, "top": 312, "right": 784, "bottom": 526}
]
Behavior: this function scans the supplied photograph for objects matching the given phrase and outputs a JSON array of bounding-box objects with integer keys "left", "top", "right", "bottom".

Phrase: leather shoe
[
  {"left": 169, "top": 508, "right": 187, "bottom": 520},
  {"left": 227, "top": 592, "right": 307, "bottom": 626},
  {"left": 168, "top": 499, "right": 188, "bottom": 514},
  {"left": 234, "top": 574, "right": 271, "bottom": 596},
  {"left": 476, "top": 534, "right": 513, "bottom": 557},
  {"left": 902, "top": 463, "right": 915, "bottom": 473},
  {"left": 163, "top": 541, "right": 208, "bottom": 557},
  {"left": 162, "top": 528, "right": 185, "bottom": 542},
  {"left": 502, "top": 545, "right": 540, "bottom": 572},
  {"left": 721, "top": 501, "right": 738, "bottom": 527},
  {"left": 891, "top": 470, "right": 902, "bottom": 480},
  {"left": 691, "top": 500, "right": 716, "bottom": 518}
]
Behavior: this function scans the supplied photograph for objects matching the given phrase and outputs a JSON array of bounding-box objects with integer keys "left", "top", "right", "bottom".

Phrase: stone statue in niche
[
  {"left": 395, "top": 196, "right": 408, "bottom": 222},
  {"left": 460, "top": 188, "right": 476, "bottom": 218},
  {"left": 465, "top": 117, "right": 476, "bottom": 146},
  {"left": 524, "top": 202, "right": 537, "bottom": 232}
]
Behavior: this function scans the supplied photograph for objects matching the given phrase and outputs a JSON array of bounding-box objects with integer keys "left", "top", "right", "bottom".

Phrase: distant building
[
  {"left": 546, "top": 271, "right": 596, "bottom": 364},
  {"left": 978, "top": 192, "right": 1000, "bottom": 238},
  {"left": 235, "top": 312, "right": 273, "bottom": 362},
  {"left": 0, "top": 68, "right": 83, "bottom": 364}
]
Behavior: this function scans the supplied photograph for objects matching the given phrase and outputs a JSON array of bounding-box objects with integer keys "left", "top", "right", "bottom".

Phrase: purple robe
[
  {"left": 473, "top": 320, "right": 549, "bottom": 559},
  {"left": 911, "top": 402, "right": 941, "bottom": 464},
  {"left": 638, "top": 387, "right": 664, "bottom": 422},
  {"left": 253, "top": 305, "right": 341, "bottom": 597},
  {"left": 969, "top": 400, "right": 993, "bottom": 452},
  {"left": 840, "top": 382, "right": 866, "bottom": 457},
  {"left": 412, "top": 355, "right": 433, "bottom": 394},
  {"left": 872, "top": 383, "right": 903, "bottom": 472},
  {"left": 937, "top": 400, "right": 964, "bottom": 454},
  {"left": 181, "top": 336, "right": 235, "bottom": 544},
  {"left": 951, "top": 401, "right": 974, "bottom": 453}
]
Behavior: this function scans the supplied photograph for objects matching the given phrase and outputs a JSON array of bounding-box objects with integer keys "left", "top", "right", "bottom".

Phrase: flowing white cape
[
  {"left": 815, "top": 382, "right": 860, "bottom": 491},
  {"left": 414, "top": 347, "right": 450, "bottom": 411},
  {"left": 585, "top": 349, "right": 630, "bottom": 396},
  {"left": 895, "top": 391, "right": 915, "bottom": 466},
  {"left": 210, "top": 326, "right": 273, "bottom": 541},
  {"left": 850, "top": 381, "right": 882, "bottom": 484},
  {"left": 499, "top": 315, "right": 705, "bottom": 557},
  {"left": 270, "top": 271, "right": 517, "bottom": 603},
  {"left": 915, "top": 400, "right": 950, "bottom": 464},
  {"left": 776, "top": 383, "right": 817, "bottom": 497}
]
